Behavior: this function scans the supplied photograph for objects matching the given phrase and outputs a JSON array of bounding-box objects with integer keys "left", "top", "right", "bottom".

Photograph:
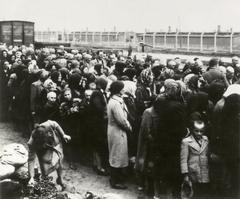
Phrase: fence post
[
  {"left": 230, "top": 32, "right": 234, "bottom": 53},
  {"left": 92, "top": 32, "right": 95, "bottom": 44},
  {"left": 175, "top": 31, "right": 179, "bottom": 50},
  {"left": 86, "top": 31, "right": 87, "bottom": 44},
  {"left": 124, "top": 32, "right": 127, "bottom": 47},
  {"left": 49, "top": 31, "right": 52, "bottom": 42},
  {"left": 108, "top": 32, "right": 110, "bottom": 47},
  {"left": 115, "top": 32, "right": 118, "bottom": 47},
  {"left": 143, "top": 31, "right": 146, "bottom": 44},
  {"left": 214, "top": 32, "right": 218, "bottom": 53},
  {"left": 187, "top": 32, "right": 191, "bottom": 51},
  {"left": 72, "top": 31, "right": 75, "bottom": 44},
  {"left": 62, "top": 32, "right": 65, "bottom": 42},
  {"left": 66, "top": 33, "right": 69, "bottom": 42},
  {"left": 153, "top": 32, "right": 156, "bottom": 49},
  {"left": 100, "top": 32, "right": 103, "bottom": 45},
  {"left": 164, "top": 32, "right": 167, "bottom": 49},
  {"left": 200, "top": 32, "right": 204, "bottom": 52}
]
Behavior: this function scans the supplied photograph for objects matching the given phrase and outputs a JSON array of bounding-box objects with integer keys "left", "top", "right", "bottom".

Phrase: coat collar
[
  {"left": 187, "top": 135, "right": 208, "bottom": 153},
  {"left": 111, "top": 95, "right": 124, "bottom": 104}
]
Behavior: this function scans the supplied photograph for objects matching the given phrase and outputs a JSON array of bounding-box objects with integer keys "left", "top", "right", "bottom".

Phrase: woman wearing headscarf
[
  {"left": 107, "top": 81, "right": 132, "bottom": 189},
  {"left": 122, "top": 80, "right": 140, "bottom": 158},
  {"left": 59, "top": 88, "right": 81, "bottom": 170},
  {"left": 39, "top": 79, "right": 58, "bottom": 114},
  {"left": 50, "top": 70, "right": 60, "bottom": 85},
  {"left": 135, "top": 69, "right": 154, "bottom": 115},
  {"left": 68, "top": 73, "right": 82, "bottom": 99},
  {"left": 151, "top": 82, "right": 187, "bottom": 199},
  {"left": 27, "top": 120, "right": 71, "bottom": 190},
  {"left": 89, "top": 77, "right": 109, "bottom": 176}
]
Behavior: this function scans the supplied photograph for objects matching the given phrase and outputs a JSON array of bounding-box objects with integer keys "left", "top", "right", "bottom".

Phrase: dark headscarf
[
  {"left": 96, "top": 77, "right": 108, "bottom": 90},
  {"left": 68, "top": 73, "right": 81, "bottom": 90},
  {"left": 60, "top": 68, "right": 69, "bottom": 80},
  {"left": 86, "top": 74, "right": 96, "bottom": 89},
  {"left": 115, "top": 62, "right": 126, "bottom": 73},
  {"left": 94, "top": 64, "right": 102, "bottom": 75},
  {"left": 51, "top": 71, "right": 60, "bottom": 84}
]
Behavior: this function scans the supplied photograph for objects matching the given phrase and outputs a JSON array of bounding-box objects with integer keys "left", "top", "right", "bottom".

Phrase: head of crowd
[
  {"left": 1, "top": 43, "right": 240, "bottom": 199},
  {"left": 1, "top": 44, "right": 239, "bottom": 93}
]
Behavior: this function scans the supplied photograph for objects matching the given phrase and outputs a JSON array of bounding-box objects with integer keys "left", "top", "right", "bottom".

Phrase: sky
[{"left": 1, "top": 0, "right": 240, "bottom": 33}]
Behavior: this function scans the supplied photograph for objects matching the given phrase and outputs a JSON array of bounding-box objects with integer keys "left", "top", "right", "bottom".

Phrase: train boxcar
[{"left": 0, "top": 20, "right": 34, "bottom": 46}]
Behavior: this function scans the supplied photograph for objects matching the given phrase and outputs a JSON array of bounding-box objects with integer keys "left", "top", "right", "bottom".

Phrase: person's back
[
  {"left": 202, "top": 58, "right": 229, "bottom": 88},
  {"left": 202, "top": 68, "right": 224, "bottom": 84}
]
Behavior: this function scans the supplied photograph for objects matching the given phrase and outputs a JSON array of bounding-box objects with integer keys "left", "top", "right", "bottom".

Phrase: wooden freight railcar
[{"left": 0, "top": 20, "right": 34, "bottom": 46}]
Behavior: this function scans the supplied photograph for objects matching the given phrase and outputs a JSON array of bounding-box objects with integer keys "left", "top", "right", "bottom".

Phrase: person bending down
[{"left": 27, "top": 120, "right": 71, "bottom": 190}]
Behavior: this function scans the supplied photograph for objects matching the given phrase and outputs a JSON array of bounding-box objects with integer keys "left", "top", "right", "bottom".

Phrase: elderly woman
[
  {"left": 28, "top": 120, "right": 71, "bottom": 190},
  {"left": 107, "top": 81, "right": 132, "bottom": 189}
]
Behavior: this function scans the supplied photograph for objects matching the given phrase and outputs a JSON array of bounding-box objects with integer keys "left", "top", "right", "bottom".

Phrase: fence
[{"left": 35, "top": 30, "right": 240, "bottom": 53}]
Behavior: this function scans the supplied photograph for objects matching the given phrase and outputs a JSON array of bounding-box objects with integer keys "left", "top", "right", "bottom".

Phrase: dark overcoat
[
  {"left": 152, "top": 96, "right": 187, "bottom": 183},
  {"left": 134, "top": 107, "right": 158, "bottom": 172}
]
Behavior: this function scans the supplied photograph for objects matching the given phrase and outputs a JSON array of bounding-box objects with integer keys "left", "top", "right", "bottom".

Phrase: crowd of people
[{"left": 0, "top": 43, "right": 240, "bottom": 199}]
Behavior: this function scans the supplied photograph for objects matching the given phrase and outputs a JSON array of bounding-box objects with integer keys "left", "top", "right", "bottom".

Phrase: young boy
[{"left": 180, "top": 120, "right": 209, "bottom": 198}]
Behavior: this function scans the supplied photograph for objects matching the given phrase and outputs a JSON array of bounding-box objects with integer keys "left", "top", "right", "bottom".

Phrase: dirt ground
[{"left": 0, "top": 122, "right": 139, "bottom": 199}]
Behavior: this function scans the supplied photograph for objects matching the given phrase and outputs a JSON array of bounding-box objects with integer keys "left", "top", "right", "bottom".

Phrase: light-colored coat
[
  {"left": 180, "top": 135, "right": 210, "bottom": 183},
  {"left": 107, "top": 95, "right": 132, "bottom": 168}
]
